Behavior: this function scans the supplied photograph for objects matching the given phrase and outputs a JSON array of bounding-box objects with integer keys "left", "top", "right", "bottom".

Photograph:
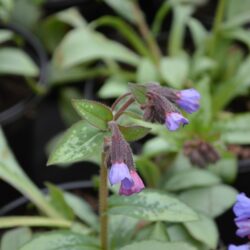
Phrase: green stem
[
  {"left": 208, "top": 0, "right": 226, "bottom": 55},
  {"left": 99, "top": 152, "right": 108, "bottom": 250},
  {"left": 132, "top": 1, "right": 162, "bottom": 66}
]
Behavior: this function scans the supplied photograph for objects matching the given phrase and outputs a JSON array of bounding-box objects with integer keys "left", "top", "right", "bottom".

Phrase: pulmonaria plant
[{"left": 229, "top": 193, "right": 250, "bottom": 249}]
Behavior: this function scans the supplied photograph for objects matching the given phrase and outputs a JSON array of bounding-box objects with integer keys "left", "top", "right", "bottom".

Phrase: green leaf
[
  {"left": 46, "top": 183, "right": 75, "bottom": 220},
  {"left": 0, "top": 227, "right": 32, "bottom": 250},
  {"left": 150, "top": 222, "right": 169, "bottom": 241},
  {"left": 119, "top": 125, "right": 150, "bottom": 141},
  {"left": 136, "top": 58, "right": 159, "bottom": 83},
  {"left": 98, "top": 77, "right": 128, "bottom": 99},
  {"left": 48, "top": 120, "right": 107, "bottom": 165},
  {"left": 20, "top": 231, "right": 100, "bottom": 250},
  {"left": 64, "top": 192, "right": 99, "bottom": 230},
  {"left": 103, "top": 0, "right": 135, "bottom": 23},
  {"left": 109, "top": 190, "right": 198, "bottom": 222},
  {"left": 128, "top": 83, "right": 147, "bottom": 104},
  {"left": 184, "top": 214, "right": 218, "bottom": 249},
  {"left": 118, "top": 241, "right": 197, "bottom": 250},
  {"left": 72, "top": 99, "right": 113, "bottom": 130},
  {"left": 109, "top": 215, "right": 139, "bottom": 248},
  {"left": 217, "top": 114, "right": 250, "bottom": 144},
  {"left": 136, "top": 157, "right": 160, "bottom": 187},
  {"left": 160, "top": 55, "right": 189, "bottom": 88},
  {"left": 0, "top": 30, "right": 13, "bottom": 44},
  {"left": 54, "top": 28, "right": 139, "bottom": 69},
  {"left": 0, "top": 48, "right": 39, "bottom": 76},
  {"left": 179, "top": 185, "right": 237, "bottom": 217},
  {"left": 165, "top": 169, "right": 220, "bottom": 192}
]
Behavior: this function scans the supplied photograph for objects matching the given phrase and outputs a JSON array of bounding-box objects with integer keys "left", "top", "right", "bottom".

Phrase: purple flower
[
  {"left": 165, "top": 112, "right": 189, "bottom": 131},
  {"left": 176, "top": 88, "right": 200, "bottom": 113},
  {"left": 228, "top": 244, "right": 250, "bottom": 250},
  {"left": 234, "top": 193, "right": 250, "bottom": 220},
  {"left": 119, "top": 170, "right": 145, "bottom": 196},
  {"left": 235, "top": 219, "right": 250, "bottom": 238},
  {"left": 108, "top": 162, "right": 132, "bottom": 187}
]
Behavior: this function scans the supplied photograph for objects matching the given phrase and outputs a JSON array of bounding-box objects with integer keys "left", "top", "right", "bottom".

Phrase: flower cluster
[
  {"left": 229, "top": 193, "right": 250, "bottom": 249},
  {"left": 142, "top": 84, "right": 200, "bottom": 131},
  {"left": 105, "top": 122, "right": 144, "bottom": 196}
]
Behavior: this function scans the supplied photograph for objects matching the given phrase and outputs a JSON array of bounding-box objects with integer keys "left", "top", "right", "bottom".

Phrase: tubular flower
[
  {"left": 119, "top": 170, "right": 145, "bottom": 196},
  {"left": 165, "top": 112, "right": 189, "bottom": 131},
  {"left": 228, "top": 244, "right": 250, "bottom": 250},
  {"left": 233, "top": 193, "right": 250, "bottom": 238},
  {"left": 176, "top": 88, "right": 201, "bottom": 113}
]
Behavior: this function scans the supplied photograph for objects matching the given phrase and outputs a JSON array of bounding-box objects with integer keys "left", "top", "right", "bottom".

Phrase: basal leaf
[
  {"left": 119, "top": 125, "right": 150, "bottom": 141},
  {"left": 48, "top": 120, "right": 107, "bottom": 165},
  {"left": 109, "top": 190, "right": 198, "bottom": 222},
  {"left": 128, "top": 83, "right": 147, "bottom": 104},
  {"left": 72, "top": 99, "right": 113, "bottom": 130},
  {"left": 136, "top": 58, "right": 159, "bottom": 83}
]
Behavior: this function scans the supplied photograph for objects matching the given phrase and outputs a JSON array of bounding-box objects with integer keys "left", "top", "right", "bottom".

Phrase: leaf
[
  {"left": 150, "top": 222, "right": 169, "bottom": 241},
  {"left": 184, "top": 214, "right": 219, "bottom": 249},
  {"left": 109, "top": 190, "right": 198, "bottom": 222},
  {"left": 20, "top": 231, "right": 100, "bottom": 250},
  {"left": 179, "top": 184, "right": 238, "bottom": 217},
  {"left": 119, "top": 125, "right": 150, "bottom": 141},
  {"left": 72, "top": 99, "right": 113, "bottom": 130},
  {"left": 128, "top": 83, "right": 147, "bottom": 104},
  {"left": 118, "top": 240, "right": 197, "bottom": 250},
  {"left": 64, "top": 192, "right": 99, "bottom": 230},
  {"left": 136, "top": 58, "right": 159, "bottom": 83},
  {"left": 46, "top": 183, "right": 75, "bottom": 220},
  {"left": 103, "top": 0, "right": 135, "bottom": 23},
  {"left": 136, "top": 157, "right": 160, "bottom": 187},
  {"left": 0, "top": 227, "right": 32, "bottom": 250},
  {"left": 48, "top": 120, "right": 107, "bottom": 165},
  {"left": 109, "top": 215, "right": 139, "bottom": 248},
  {"left": 98, "top": 77, "right": 128, "bottom": 99},
  {"left": 164, "top": 169, "right": 220, "bottom": 192},
  {"left": 160, "top": 55, "right": 189, "bottom": 88},
  {"left": 0, "top": 30, "right": 13, "bottom": 44},
  {"left": 0, "top": 47, "right": 39, "bottom": 76},
  {"left": 54, "top": 28, "right": 139, "bottom": 69}
]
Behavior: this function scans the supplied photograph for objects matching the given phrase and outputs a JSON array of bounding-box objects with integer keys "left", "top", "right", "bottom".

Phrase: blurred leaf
[
  {"left": 0, "top": 30, "right": 13, "bottom": 44},
  {"left": 48, "top": 121, "right": 107, "bottom": 165},
  {"left": 20, "top": 231, "right": 99, "bottom": 250},
  {"left": 179, "top": 184, "right": 237, "bottom": 217},
  {"left": 46, "top": 183, "right": 75, "bottom": 221},
  {"left": 109, "top": 190, "right": 198, "bottom": 222},
  {"left": 56, "top": 7, "right": 86, "bottom": 28},
  {"left": 64, "top": 192, "right": 99, "bottom": 230},
  {"left": 72, "top": 99, "right": 113, "bottom": 130},
  {"left": 118, "top": 241, "right": 197, "bottom": 250},
  {"left": 208, "top": 152, "right": 237, "bottom": 183},
  {"left": 136, "top": 157, "right": 160, "bottom": 187},
  {"left": 150, "top": 222, "right": 169, "bottom": 241},
  {"left": 164, "top": 169, "right": 220, "bottom": 192},
  {"left": 160, "top": 55, "right": 189, "bottom": 88},
  {"left": 191, "top": 57, "right": 216, "bottom": 78},
  {"left": 119, "top": 125, "right": 150, "bottom": 141},
  {"left": 223, "top": 29, "right": 250, "bottom": 49},
  {"left": 109, "top": 215, "right": 138, "bottom": 248},
  {"left": 54, "top": 28, "right": 140, "bottom": 69},
  {"left": 216, "top": 113, "right": 250, "bottom": 144},
  {"left": 128, "top": 83, "right": 147, "bottom": 104},
  {"left": 184, "top": 214, "right": 218, "bottom": 249},
  {"left": 136, "top": 58, "right": 159, "bottom": 83},
  {"left": 103, "top": 0, "right": 135, "bottom": 23},
  {"left": 0, "top": 227, "right": 32, "bottom": 250},
  {"left": 0, "top": 48, "right": 39, "bottom": 76},
  {"left": 98, "top": 77, "right": 128, "bottom": 99},
  {"left": 59, "top": 88, "right": 81, "bottom": 127}
]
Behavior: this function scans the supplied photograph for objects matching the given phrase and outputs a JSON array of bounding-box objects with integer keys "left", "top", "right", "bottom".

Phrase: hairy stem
[
  {"left": 132, "top": 1, "right": 162, "bottom": 66},
  {"left": 114, "top": 97, "right": 135, "bottom": 120},
  {"left": 111, "top": 92, "right": 132, "bottom": 110},
  {"left": 99, "top": 152, "right": 108, "bottom": 250}
]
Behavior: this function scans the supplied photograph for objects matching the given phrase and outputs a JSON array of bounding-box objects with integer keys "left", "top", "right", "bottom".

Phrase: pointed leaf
[
  {"left": 128, "top": 83, "right": 147, "bottom": 104},
  {"left": 150, "top": 222, "right": 169, "bottom": 241},
  {"left": 72, "top": 99, "right": 113, "bottom": 130},
  {"left": 109, "top": 190, "right": 198, "bottom": 222},
  {"left": 136, "top": 58, "right": 159, "bottom": 83},
  {"left": 119, "top": 125, "right": 150, "bottom": 141},
  {"left": 48, "top": 121, "right": 107, "bottom": 165}
]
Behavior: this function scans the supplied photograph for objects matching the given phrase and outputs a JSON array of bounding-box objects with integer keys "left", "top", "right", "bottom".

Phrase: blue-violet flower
[
  {"left": 165, "top": 112, "right": 189, "bottom": 131},
  {"left": 228, "top": 244, "right": 250, "bottom": 250}
]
